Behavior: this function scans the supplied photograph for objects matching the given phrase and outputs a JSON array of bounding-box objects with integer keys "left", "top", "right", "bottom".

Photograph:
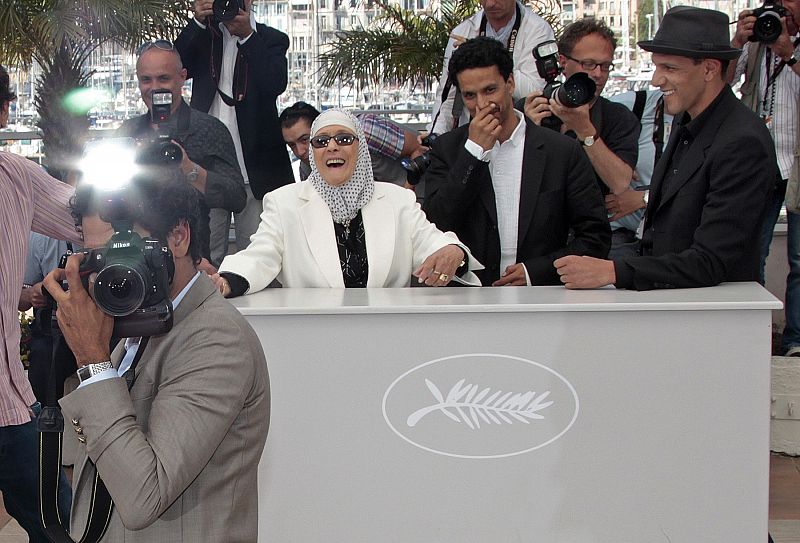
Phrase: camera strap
[
  {"left": 38, "top": 332, "right": 151, "bottom": 542},
  {"left": 478, "top": 2, "right": 522, "bottom": 55},
  {"left": 209, "top": 22, "right": 248, "bottom": 107},
  {"left": 762, "top": 36, "right": 800, "bottom": 120}
]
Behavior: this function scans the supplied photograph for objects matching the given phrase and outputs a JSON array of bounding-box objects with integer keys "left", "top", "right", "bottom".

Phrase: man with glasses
[
  {"left": 176, "top": 0, "right": 293, "bottom": 267},
  {"left": 525, "top": 19, "right": 641, "bottom": 220},
  {"left": 118, "top": 40, "right": 246, "bottom": 264}
]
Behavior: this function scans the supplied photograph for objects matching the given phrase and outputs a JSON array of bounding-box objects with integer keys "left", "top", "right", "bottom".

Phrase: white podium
[{"left": 231, "top": 283, "right": 780, "bottom": 543}]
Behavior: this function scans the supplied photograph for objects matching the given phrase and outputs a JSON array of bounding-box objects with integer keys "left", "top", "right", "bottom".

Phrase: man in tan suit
[{"left": 44, "top": 166, "right": 269, "bottom": 542}]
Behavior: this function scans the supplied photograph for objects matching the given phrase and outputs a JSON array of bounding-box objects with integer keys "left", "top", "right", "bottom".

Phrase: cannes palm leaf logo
[{"left": 406, "top": 378, "right": 554, "bottom": 429}]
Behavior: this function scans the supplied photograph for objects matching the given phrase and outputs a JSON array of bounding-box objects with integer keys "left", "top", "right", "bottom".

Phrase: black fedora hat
[{"left": 638, "top": 6, "right": 742, "bottom": 60}]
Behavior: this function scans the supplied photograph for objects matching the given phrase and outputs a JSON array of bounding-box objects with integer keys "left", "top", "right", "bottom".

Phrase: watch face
[{"left": 583, "top": 136, "right": 595, "bottom": 146}]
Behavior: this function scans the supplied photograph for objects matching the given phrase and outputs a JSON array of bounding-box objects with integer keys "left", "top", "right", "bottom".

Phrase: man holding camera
[
  {"left": 43, "top": 170, "right": 269, "bottom": 541},
  {"left": 176, "top": 0, "right": 294, "bottom": 267},
  {"left": 422, "top": 37, "right": 610, "bottom": 286},
  {"left": 525, "top": 19, "right": 640, "bottom": 209},
  {"left": 118, "top": 42, "right": 246, "bottom": 264},
  {"left": 429, "top": 0, "right": 554, "bottom": 135},
  {"left": 0, "top": 64, "right": 75, "bottom": 543},
  {"left": 554, "top": 7, "right": 775, "bottom": 291},
  {"left": 728, "top": 0, "right": 800, "bottom": 355}
]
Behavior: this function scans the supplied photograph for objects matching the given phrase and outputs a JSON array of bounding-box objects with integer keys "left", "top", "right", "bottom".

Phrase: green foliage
[{"left": 318, "top": 0, "right": 563, "bottom": 90}]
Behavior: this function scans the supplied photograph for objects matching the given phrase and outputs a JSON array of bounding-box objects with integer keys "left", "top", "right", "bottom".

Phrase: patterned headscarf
[{"left": 308, "top": 109, "right": 375, "bottom": 225}]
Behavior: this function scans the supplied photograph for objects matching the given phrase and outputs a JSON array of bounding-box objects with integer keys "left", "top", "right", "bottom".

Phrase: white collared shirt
[
  {"left": 78, "top": 272, "right": 202, "bottom": 388},
  {"left": 464, "top": 109, "right": 529, "bottom": 282},
  {"left": 195, "top": 17, "right": 255, "bottom": 183}
]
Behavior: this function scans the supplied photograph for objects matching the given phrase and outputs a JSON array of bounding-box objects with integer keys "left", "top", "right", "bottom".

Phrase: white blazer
[{"left": 219, "top": 181, "right": 483, "bottom": 290}]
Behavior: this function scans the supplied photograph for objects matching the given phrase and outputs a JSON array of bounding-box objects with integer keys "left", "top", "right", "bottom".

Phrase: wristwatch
[
  {"left": 186, "top": 163, "right": 200, "bottom": 182},
  {"left": 787, "top": 54, "right": 798, "bottom": 67},
  {"left": 642, "top": 189, "right": 650, "bottom": 207},
  {"left": 581, "top": 133, "right": 597, "bottom": 147},
  {"left": 77, "top": 361, "right": 114, "bottom": 383}
]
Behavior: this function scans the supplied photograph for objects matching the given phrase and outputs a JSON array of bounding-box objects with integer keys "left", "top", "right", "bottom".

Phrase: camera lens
[
  {"left": 93, "top": 264, "right": 147, "bottom": 317},
  {"left": 754, "top": 11, "right": 783, "bottom": 43},
  {"left": 556, "top": 73, "right": 596, "bottom": 108}
]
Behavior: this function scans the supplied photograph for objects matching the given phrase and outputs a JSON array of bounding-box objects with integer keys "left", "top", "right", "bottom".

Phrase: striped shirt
[
  {"left": 735, "top": 39, "right": 800, "bottom": 180},
  {"left": 0, "top": 152, "right": 81, "bottom": 426}
]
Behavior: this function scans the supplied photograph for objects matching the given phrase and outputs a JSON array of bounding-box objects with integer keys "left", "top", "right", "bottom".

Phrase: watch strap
[{"left": 787, "top": 55, "right": 798, "bottom": 67}]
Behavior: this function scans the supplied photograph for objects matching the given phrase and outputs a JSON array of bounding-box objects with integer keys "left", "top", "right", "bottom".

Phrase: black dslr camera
[
  {"left": 137, "top": 89, "right": 184, "bottom": 166},
  {"left": 48, "top": 139, "right": 176, "bottom": 338},
  {"left": 401, "top": 133, "right": 438, "bottom": 186},
  {"left": 750, "top": 1, "right": 788, "bottom": 43},
  {"left": 533, "top": 40, "right": 597, "bottom": 131},
  {"left": 213, "top": 0, "right": 245, "bottom": 21}
]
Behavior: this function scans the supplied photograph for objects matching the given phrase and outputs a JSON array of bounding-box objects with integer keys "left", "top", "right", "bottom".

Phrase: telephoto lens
[
  {"left": 544, "top": 73, "right": 596, "bottom": 108},
  {"left": 213, "top": 0, "right": 245, "bottom": 21}
]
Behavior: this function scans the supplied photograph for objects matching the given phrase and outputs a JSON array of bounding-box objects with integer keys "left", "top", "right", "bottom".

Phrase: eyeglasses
[
  {"left": 564, "top": 54, "right": 614, "bottom": 73},
  {"left": 136, "top": 40, "right": 175, "bottom": 57},
  {"left": 310, "top": 133, "right": 358, "bottom": 149}
]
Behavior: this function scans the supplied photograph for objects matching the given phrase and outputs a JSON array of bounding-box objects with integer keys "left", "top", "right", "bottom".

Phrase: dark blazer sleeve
[
  {"left": 614, "top": 129, "right": 774, "bottom": 290},
  {"left": 422, "top": 128, "right": 491, "bottom": 233},
  {"left": 200, "top": 119, "right": 247, "bottom": 213},
  {"left": 238, "top": 24, "right": 289, "bottom": 98},
  {"left": 174, "top": 20, "right": 209, "bottom": 81},
  {"left": 522, "top": 141, "right": 611, "bottom": 283}
]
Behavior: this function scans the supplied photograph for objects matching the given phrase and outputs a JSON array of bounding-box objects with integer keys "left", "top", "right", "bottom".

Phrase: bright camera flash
[{"left": 79, "top": 138, "right": 140, "bottom": 191}]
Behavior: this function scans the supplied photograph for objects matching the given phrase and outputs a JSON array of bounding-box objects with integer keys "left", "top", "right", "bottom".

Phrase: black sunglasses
[
  {"left": 137, "top": 40, "right": 175, "bottom": 56},
  {"left": 310, "top": 133, "right": 358, "bottom": 149}
]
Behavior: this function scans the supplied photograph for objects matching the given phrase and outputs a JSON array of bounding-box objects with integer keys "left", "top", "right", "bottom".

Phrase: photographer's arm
[
  {"left": 58, "top": 313, "right": 255, "bottom": 530},
  {"left": 189, "top": 121, "right": 247, "bottom": 213},
  {"left": 174, "top": 7, "right": 211, "bottom": 79},
  {"left": 237, "top": 25, "right": 289, "bottom": 97},
  {"left": 550, "top": 102, "right": 636, "bottom": 195}
]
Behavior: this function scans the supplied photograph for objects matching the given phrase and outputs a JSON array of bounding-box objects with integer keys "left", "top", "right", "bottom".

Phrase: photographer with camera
[
  {"left": 176, "top": 0, "right": 294, "bottom": 268},
  {"left": 421, "top": 37, "right": 610, "bottom": 287},
  {"left": 524, "top": 19, "right": 641, "bottom": 198},
  {"left": 42, "top": 160, "right": 269, "bottom": 541},
  {"left": 117, "top": 41, "right": 245, "bottom": 264},
  {"left": 729, "top": 0, "right": 800, "bottom": 355}
]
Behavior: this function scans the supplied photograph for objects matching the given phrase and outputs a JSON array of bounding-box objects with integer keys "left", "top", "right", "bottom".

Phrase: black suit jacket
[
  {"left": 422, "top": 117, "right": 611, "bottom": 285},
  {"left": 175, "top": 20, "right": 294, "bottom": 199},
  {"left": 614, "top": 86, "right": 776, "bottom": 290}
]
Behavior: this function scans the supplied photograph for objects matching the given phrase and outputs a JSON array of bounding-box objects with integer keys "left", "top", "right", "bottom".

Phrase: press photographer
[
  {"left": 729, "top": 0, "right": 800, "bottom": 355},
  {"left": 42, "top": 143, "right": 270, "bottom": 541},
  {"left": 523, "top": 19, "right": 640, "bottom": 197},
  {"left": 117, "top": 40, "right": 246, "bottom": 262}
]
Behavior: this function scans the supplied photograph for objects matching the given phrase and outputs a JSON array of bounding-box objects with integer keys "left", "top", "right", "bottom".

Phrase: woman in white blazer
[{"left": 214, "top": 109, "right": 482, "bottom": 294}]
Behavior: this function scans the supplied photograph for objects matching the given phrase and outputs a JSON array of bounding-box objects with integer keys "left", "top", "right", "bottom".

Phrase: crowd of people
[{"left": 0, "top": 0, "right": 795, "bottom": 540}]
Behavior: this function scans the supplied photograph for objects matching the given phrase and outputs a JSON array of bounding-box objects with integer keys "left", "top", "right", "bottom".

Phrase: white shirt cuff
[
  {"left": 193, "top": 17, "right": 207, "bottom": 29},
  {"left": 464, "top": 139, "right": 493, "bottom": 162},
  {"left": 522, "top": 263, "right": 532, "bottom": 286}
]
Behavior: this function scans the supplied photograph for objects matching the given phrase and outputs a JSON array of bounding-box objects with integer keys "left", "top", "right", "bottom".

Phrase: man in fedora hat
[{"left": 553, "top": 6, "right": 777, "bottom": 290}]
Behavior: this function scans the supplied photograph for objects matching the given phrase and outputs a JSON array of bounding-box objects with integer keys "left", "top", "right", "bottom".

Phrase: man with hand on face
[
  {"left": 176, "top": 0, "right": 293, "bottom": 267},
  {"left": 429, "top": 0, "right": 554, "bottom": 135},
  {"left": 524, "top": 19, "right": 641, "bottom": 200},
  {"left": 554, "top": 7, "right": 775, "bottom": 291},
  {"left": 422, "top": 37, "right": 610, "bottom": 287},
  {"left": 728, "top": 0, "right": 800, "bottom": 355},
  {"left": 117, "top": 41, "right": 245, "bottom": 263},
  {"left": 44, "top": 170, "right": 269, "bottom": 541}
]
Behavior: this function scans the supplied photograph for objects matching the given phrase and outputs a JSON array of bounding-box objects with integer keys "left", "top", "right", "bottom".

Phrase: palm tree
[
  {"left": 317, "top": 0, "right": 562, "bottom": 93},
  {"left": 0, "top": 0, "right": 191, "bottom": 179}
]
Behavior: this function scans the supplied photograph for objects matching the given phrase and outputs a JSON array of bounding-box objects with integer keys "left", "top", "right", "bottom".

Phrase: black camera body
[
  {"left": 401, "top": 133, "right": 438, "bottom": 186},
  {"left": 533, "top": 40, "right": 597, "bottom": 131},
  {"left": 57, "top": 229, "right": 175, "bottom": 337},
  {"left": 750, "top": 1, "right": 788, "bottom": 43},
  {"left": 213, "top": 0, "right": 245, "bottom": 21},
  {"left": 138, "top": 89, "right": 184, "bottom": 166}
]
